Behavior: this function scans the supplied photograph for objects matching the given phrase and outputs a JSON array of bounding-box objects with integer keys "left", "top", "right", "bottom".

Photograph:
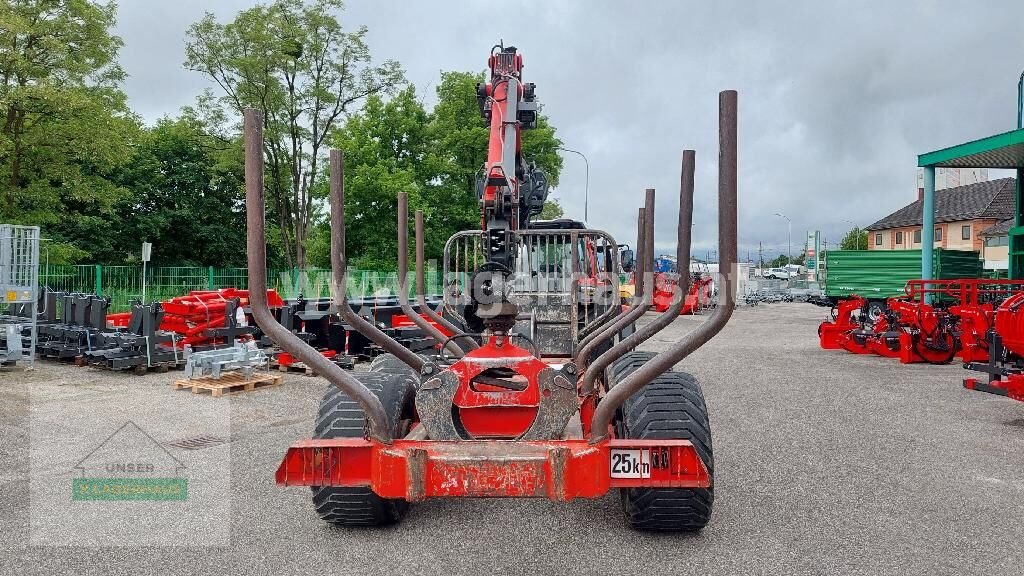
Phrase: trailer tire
[
  {"left": 311, "top": 371, "right": 416, "bottom": 527},
  {"left": 612, "top": 370, "right": 714, "bottom": 532},
  {"left": 605, "top": 350, "right": 658, "bottom": 388},
  {"left": 368, "top": 352, "right": 419, "bottom": 376}
]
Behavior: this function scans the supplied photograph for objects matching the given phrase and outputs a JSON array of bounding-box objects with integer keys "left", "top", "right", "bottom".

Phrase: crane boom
[{"left": 476, "top": 43, "right": 549, "bottom": 269}]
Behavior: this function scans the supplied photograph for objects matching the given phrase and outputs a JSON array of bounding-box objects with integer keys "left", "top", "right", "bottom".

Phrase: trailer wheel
[
  {"left": 613, "top": 370, "right": 714, "bottom": 532},
  {"left": 368, "top": 352, "right": 420, "bottom": 376},
  {"left": 605, "top": 350, "right": 657, "bottom": 389},
  {"left": 311, "top": 371, "right": 416, "bottom": 527}
]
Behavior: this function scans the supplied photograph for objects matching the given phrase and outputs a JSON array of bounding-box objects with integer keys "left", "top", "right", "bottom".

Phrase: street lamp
[
  {"left": 842, "top": 219, "right": 862, "bottom": 250},
  {"left": 558, "top": 147, "right": 589, "bottom": 222},
  {"left": 774, "top": 212, "right": 792, "bottom": 268}
]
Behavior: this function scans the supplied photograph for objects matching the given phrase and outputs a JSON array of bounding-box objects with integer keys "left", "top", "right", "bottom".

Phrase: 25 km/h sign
[{"left": 610, "top": 449, "right": 652, "bottom": 479}]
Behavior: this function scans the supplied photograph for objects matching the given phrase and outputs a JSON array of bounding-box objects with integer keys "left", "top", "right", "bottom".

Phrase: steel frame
[{"left": 0, "top": 224, "right": 40, "bottom": 366}]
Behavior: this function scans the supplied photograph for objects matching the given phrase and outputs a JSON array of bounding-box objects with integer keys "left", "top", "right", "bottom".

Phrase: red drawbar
[
  {"left": 277, "top": 349, "right": 336, "bottom": 367},
  {"left": 275, "top": 438, "right": 711, "bottom": 501}
]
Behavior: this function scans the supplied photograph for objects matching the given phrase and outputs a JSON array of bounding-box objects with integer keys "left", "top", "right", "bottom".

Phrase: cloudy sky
[{"left": 114, "top": 0, "right": 1024, "bottom": 261}]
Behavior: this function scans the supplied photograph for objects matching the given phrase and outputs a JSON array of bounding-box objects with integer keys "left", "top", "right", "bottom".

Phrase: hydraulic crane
[{"left": 476, "top": 42, "right": 550, "bottom": 266}]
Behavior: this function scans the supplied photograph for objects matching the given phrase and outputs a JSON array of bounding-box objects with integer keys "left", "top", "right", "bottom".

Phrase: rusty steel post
[
  {"left": 583, "top": 151, "right": 695, "bottom": 395},
  {"left": 574, "top": 205, "right": 648, "bottom": 368},
  {"left": 573, "top": 209, "right": 641, "bottom": 365},
  {"left": 575, "top": 257, "right": 621, "bottom": 341},
  {"left": 414, "top": 210, "right": 477, "bottom": 351},
  {"left": 243, "top": 110, "right": 392, "bottom": 443},
  {"left": 590, "top": 90, "right": 737, "bottom": 443},
  {"left": 635, "top": 205, "right": 648, "bottom": 298},
  {"left": 575, "top": 190, "right": 655, "bottom": 373},
  {"left": 328, "top": 150, "right": 424, "bottom": 372},
  {"left": 396, "top": 193, "right": 463, "bottom": 357}
]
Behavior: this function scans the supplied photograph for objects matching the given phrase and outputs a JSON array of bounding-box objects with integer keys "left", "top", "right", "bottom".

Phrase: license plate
[{"left": 610, "top": 449, "right": 651, "bottom": 479}]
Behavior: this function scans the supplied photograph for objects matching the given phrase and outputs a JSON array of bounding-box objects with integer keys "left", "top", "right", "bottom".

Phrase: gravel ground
[{"left": 2, "top": 302, "right": 1023, "bottom": 575}]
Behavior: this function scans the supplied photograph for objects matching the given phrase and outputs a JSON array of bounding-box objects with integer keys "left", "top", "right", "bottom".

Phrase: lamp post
[
  {"left": 558, "top": 147, "right": 589, "bottom": 222},
  {"left": 774, "top": 212, "right": 792, "bottom": 268},
  {"left": 842, "top": 219, "right": 862, "bottom": 250}
]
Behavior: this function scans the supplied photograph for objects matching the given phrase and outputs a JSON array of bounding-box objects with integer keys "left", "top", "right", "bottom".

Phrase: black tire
[
  {"left": 606, "top": 350, "right": 657, "bottom": 388},
  {"left": 368, "top": 352, "right": 419, "bottom": 376},
  {"left": 611, "top": 369, "right": 714, "bottom": 532},
  {"left": 311, "top": 371, "right": 416, "bottom": 527}
]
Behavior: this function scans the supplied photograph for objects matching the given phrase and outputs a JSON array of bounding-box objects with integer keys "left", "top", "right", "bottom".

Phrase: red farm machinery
[
  {"left": 819, "top": 279, "right": 1024, "bottom": 403},
  {"left": 246, "top": 44, "right": 739, "bottom": 531},
  {"left": 963, "top": 289, "right": 1024, "bottom": 403},
  {"left": 818, "top": 279, "right": 1024, "bottom": 364}
]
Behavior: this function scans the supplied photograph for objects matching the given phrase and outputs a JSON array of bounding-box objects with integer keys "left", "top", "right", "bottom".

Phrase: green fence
[{"left": 38, "top": 265, "right": 443, "bottom": 312}]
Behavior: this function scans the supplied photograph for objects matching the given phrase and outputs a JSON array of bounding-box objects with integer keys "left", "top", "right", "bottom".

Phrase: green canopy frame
[{"left": 917, "top": 72, "right": 1024, "bottom": 280}]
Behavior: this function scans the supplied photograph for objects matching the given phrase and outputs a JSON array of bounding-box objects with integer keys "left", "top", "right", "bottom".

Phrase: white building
[{"left": 916, "top": 167, "right": 989, "bottom": 191}]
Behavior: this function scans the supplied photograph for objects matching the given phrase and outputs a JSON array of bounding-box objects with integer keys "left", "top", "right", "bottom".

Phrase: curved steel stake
[
  {"left": 590, "top": 90, "right": 738, "bottom": 443},
  {"left": 584, "top": 150, "right": 696, "bottom": 395},
  {"left": 243, "top": 110, "right": 392, "bottom": 443}
]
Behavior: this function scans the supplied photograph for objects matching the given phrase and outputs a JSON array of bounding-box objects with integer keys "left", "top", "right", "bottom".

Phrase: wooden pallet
[{"left": 172, "top": 372, "right": 284, "bottom": 397}]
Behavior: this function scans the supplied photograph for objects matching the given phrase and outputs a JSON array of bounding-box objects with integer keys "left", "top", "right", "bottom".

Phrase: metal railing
[{"left": 36, "top": 264, "right": 444, "bottom": 312}]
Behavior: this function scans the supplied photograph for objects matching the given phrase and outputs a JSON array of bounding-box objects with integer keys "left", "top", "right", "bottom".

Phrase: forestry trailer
[{"left": 246, "top": 44, "right": 739, "bottom": 531}]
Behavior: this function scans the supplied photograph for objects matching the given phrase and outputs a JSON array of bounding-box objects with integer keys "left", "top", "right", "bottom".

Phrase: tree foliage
[
  {"left": 2, "top": 1, "right": 570, "bottom": 271},
  {"left": 767, "top": 251, "right": 806, "bottom": 268},
  {"left": 0, "top": 0, "right": 138, "bottom": 262},
  {"left": 540, "top": 199, "right": 564, "bottom": 220},
  {"left": 840, "top": 226, "right": 868, "bottom": 250},
  {"left": 112, "top": 117, "right": 248, "bottom": 266},
  {"left": 184, "top": 0, "right": 404, "bottom": 269}
]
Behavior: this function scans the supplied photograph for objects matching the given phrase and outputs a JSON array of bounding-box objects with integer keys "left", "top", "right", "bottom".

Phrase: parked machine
[
  {"left": 653, "top": 260, "right": 715, "bottom": 315},
  {"left": 820, "top": 279, "right": 1024, "bottom": 372},
  {"left": 249, "top": 45, "right": 739, "bottom": 531},
  {"left": 963, "top": 289, "right": 1024, "bottom": 403}
]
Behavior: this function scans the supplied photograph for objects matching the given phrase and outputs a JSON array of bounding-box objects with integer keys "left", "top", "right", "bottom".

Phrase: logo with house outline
[{"left": 72, "top": 421, "right": 188, "bottom": 501}]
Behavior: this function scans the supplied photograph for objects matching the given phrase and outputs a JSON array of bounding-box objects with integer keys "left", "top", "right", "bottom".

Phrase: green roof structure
[{"left": 917, "top": 77, "right": 1024, "bottom": 281}]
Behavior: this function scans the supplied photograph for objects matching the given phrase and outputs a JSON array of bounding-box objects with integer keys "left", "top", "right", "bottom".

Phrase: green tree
[
  {"left": 539, "top": 199, "right": 564, "bottom": 220},
  {"left": 112, "top": 117, "right": 248, "bottom": 266},
  {"left": 185, "top": 0, "right": 404, "bottom": 269},
  {"left": 768, "top": 251, "right": 805, "bottom": 268},
  {"left": 0, "top": 0, "right": 138, "bottom": 262},
  {"left": 840, "top": 226, "right": 868, "bottom": 250},
  {"left": 316, "top": 87, "right": 431, "bottom": 269}
]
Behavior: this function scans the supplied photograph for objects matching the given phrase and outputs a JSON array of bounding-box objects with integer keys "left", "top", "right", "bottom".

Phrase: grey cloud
[{"left": 114, "top": 0, "right": 1024, "bottom": 261}]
